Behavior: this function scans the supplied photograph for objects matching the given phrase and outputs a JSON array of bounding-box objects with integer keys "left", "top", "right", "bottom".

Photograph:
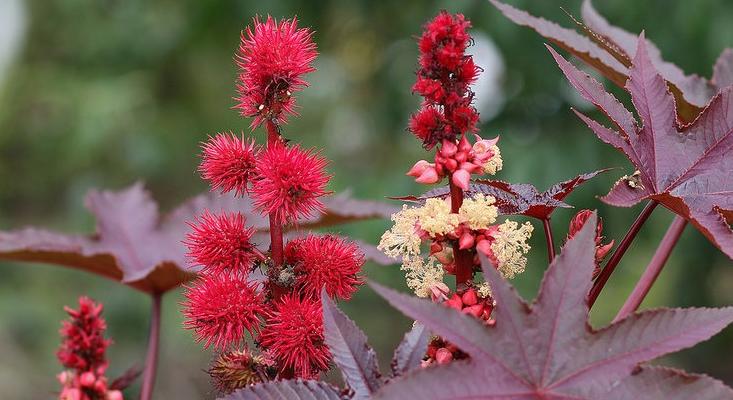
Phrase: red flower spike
[
  {"left": 182, "top": 274, "right": 266, "bottom": 349},
  {"left": 199, "top": 133, "right": 259, "bottom": 196},
  {"left": 185, "top": 211, "right": 257, "bottom": 275},
  {"left": 235, "top": 16, "right": 317, "bottom": 129},
  {"left": 259, "top": 294, "right": 331, "bottom": 379},
  {"left": 252, "top": 142, "right": 331, "bottom": 224},
  {"left": 285, "top": 235, "right": 365, "bottom": 300},
  {"left": 57, "top": 297, "right": 110, "bottom": 372}
]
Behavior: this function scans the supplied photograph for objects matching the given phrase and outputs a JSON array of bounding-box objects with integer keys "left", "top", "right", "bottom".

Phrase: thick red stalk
[
  {"left": 588, "top": 200, "right": 658, "bottom": 307},
  {"left": 542, "top": 218, "right": 556, "bottom": 263},
  {"left": 449, "top": 180, "right": 473, "bottom": 287},
  {"left": 265, "top": 120, "right": 284, "bottom": 269},
  {"left": 613, "top": 216, "right": 687, "bottom": 322},
  {"left": 140, "top": 292, "right": 162, "bottom": 400}
]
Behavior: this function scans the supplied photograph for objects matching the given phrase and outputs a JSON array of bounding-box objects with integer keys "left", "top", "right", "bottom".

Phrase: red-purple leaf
[
  {"left": 489, "top": 0, "right": 629, "bottom": 87},
  {"left": 400, "top": 170, "right": 606, "bottom": 219},
  {"left": 321, "top": 291, "right": 382, "bottom": 399},
  {"left": 391, "top": 323, "right": 430, "bottom": 377},
  {"left": 220, "top": 380, "right": 343, "bottom": 400},
  {"left": 604, "top": 366, "right": 733, "bottom": 399},
  {"left": 370, "top": 214, "right": 733, "bottom": 399},
  {"left": 552, "top": 36, "right": 733, "bottom": 259},
  {"left": 492, "top": 0, "right": 726, "bottom": 122},
  {"left": 0, "top": 184, "right": 396, "bottom": 293},
  {"left": 713, "top": 48, "right": 733, "bottom": 89}
]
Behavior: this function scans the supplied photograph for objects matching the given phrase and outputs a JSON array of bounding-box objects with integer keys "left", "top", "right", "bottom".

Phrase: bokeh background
[{"left": 1, "top": 0, "right": 732, "bottom": 398}]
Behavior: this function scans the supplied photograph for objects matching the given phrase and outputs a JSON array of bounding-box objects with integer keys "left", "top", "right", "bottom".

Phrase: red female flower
[
  {"left": 251, "top": 142, "right": 330, "bottom": 224},
  {"left": 57, "top": 297, "right": 110, "bottom": 372},
  {"left": 285, "top": 235, "right": 365, "bottom": 300},
  {"left": 259, "top": 294, "right": 330, "bottom": 378},
  {"left": 199, "top": 132, "right": 259, "bottom": 196},
  {"left": 185, "top": 211, "right": 258, "bottom": 275},
  {"left": 182, "top": 274, "right": 266, "bottom": 349},
  {"left": 235, "top": 16, "right": 317, "bottom": 129},
  {"left": 409, "top": 11, "right": 480, "bottom": 149},
  {"left": 568, "top": 209, "right": 614, "bottom": 277}
]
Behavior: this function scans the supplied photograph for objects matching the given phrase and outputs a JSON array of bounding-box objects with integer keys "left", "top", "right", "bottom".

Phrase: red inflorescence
[
  {"left": 185, "top": 211, "right": 258, "bottom": 275},
  {"left": 285, "top": 235, "right": 365, "bottom": 300},
  {"left": 199, "top": 132, "right": 259, "bottom": 196},
  {"left": 259, "top": 294, "right": 331, "bottom": 378},
  {"left": 57, "top": 297, "right": 122, "bottom": 400},
  {"left": 58, "top": 297, "right": 110, "bottom": 372},
  {"left": 568, "top": 209, "right": 614, "bottom": 277},
  {"left": 409, "top": 11, "right": 480, "bottom": 149},
  {"left": 182, "top": 274, "right": 266, "bottom": 349},
  {"left": 235, "top": 16, "right": 317, "bottom": 129},
  {"left": 251, "top": 142, "right": 330, "bottom": 224}
]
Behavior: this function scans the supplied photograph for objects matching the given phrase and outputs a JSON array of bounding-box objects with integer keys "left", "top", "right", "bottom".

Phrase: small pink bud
[
  {"left": 80, "top": 371, "right": 96, "bottom": 387},
  {"left": 445, "top": 294, "right": 463, "bottom": 310},
  {"left": 462, "top": 304, "right": 484, "bottom": 318},
  {"left": 60, "top": 388, "right": 82, "bottom": 400},
  {"left": 57, "top": 371, "right": 70, "bottom": 384},
  {"left": 461, "top": 289, "right": 478, "bottom": 306},
  {"left": 440, "top": 139, "right": 458, "bottom": 157},
  {"left": 476, "top": 239, "right": 493, "bottom": 257},
  {"left": 416, "top": 167, "right": 440, "bottom": 184},
  {"left": 430, "top": 282, "right": 451, "bottom": 302},
  {"left": 107, "top": 390, "right": 124, "bottom": 400},
  {"left": 458, "top": 231, "right": 474, "bottom": 250},
  {"left": 454, "top": 151, "right": 468, "bottom": 163},
  {"left": 458, "top": 134, "right": 472, "bottom": 152},
  {"left": 406, "top": 160, "right": 431, "bottom": 177},
  {"left": 460, "top": 162, "right": 482, "bottom": 173},
  {"left": 435, "top": 348, "right": 453, "bottom": 364},
  {"left": 451, "top": 169, "right": 471, "bottom": 190},
  {"left": 429, "top": 242, "right": 443, "bottom": 255}
]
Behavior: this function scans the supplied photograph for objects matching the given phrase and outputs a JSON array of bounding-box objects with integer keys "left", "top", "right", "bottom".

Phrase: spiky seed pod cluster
[{"left": 181, "top": 16, "right": 365, "bottom": 393}]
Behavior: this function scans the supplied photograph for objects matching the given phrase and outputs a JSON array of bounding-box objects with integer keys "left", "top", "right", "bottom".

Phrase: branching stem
[
  {"left": 542, "top": 218, "right": 556, "bottom": 263},
  {"left": 588, "top": 200, "right": 658, "bottom": 308},
  {"left": 140, "top": 292, "right": 162, "bottom": 400},
  {"left": 613, "top": 216, "right": 687, "bottom": 322}
]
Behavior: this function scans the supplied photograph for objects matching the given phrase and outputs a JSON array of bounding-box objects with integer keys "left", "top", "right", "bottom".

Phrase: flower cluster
[
  {"left": 182, "top": 16, "right": 365, "bottom": 393},
  {"left": 56, "top": 297, "right": 122, "bottom": 400},
  {"left": 567, "top": 209, "right": 614, "bottom": 278},
  {"left": 382, "top": 11, "right": 533, "bottom": 369}
]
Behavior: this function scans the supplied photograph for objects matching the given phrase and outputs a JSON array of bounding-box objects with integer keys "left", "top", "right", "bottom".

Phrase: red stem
[
  {"left": 613, "top": 216, "right": 687, "bottom": 322},
  {"left": 588, "top": 200, "right": 658, "bottom": 308},
  {"left": 542, "top": 218, "right": 556, "bottom": 263},
  {"left": 265, "top": 120, "right": 284, "bottom": 269},
  {"left": 449, "top": 181, "right": 472, "bottom": 288},
  {"left": 140, "top": 292, "right": 162, "bottom": 400}
]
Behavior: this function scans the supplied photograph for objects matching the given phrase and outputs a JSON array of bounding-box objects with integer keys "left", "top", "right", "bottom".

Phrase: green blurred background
[{"left": 0, "top": 0, "right": 731, "bottom": 398}]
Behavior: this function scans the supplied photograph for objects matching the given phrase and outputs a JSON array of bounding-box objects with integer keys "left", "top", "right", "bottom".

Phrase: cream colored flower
[
  {"left": 416, "top": 198, "right": 459, "bottom": 236},
  {"left": 401, "top": 255, "right": 445, "bottom": 298},
  {"left": 459, "top": 194, "right": 499, "bottom": 230},
  {"left": 491, "top": 220, "right": 533, "bottom": 279},
  {"left": 482, "top": 145, "right": 503, "bottom": 175},
  {"left": 377, "top": 205, "right": 423, "bottom": 258}
]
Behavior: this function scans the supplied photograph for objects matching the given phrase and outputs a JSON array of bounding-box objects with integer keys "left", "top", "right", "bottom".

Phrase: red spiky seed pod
[
  {"left": 182, "top": 274, "right": 266, "bottom": 349},
  {"left": 259, "top": 294, "right": 331, "bottom": 378},
  {"left": 199, "top": 132, "right": 259, "bottom": 196},
  {"left": 235, "top": 16, "right": 317, "bottom": 129},
  {"left": 185, "top": 211, "right": 258, "bottom": 275},
  {"left": 251, "top": 142, "right": 330, "bottom": 224},
  {"left": 285, "top": 235, "right": 365, "bottom": 300}
]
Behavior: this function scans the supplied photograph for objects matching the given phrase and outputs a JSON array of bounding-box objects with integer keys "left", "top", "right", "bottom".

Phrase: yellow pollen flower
[
  {"left": 400, "top": 255, "right": 445, "bottom": 298},
  {"left": 459, "top": 194, "right": 499, "bottom": 230},
  {"left": 377, "top": 205, "right": 422, "bottom": 258},
  {"left": 415, "top": 198, "right": 459, "bottom": 236},
  {"left": 482, "top": 145, "right": 503, "bottom": 175},
  {"left": 491, "top": 220, "right": 533, "bottom": 279}
]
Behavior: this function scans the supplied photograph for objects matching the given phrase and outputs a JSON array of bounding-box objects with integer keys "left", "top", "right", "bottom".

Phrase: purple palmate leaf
[
  {"left": 321, "top": 290, "right": 382, "bottom": 399},
  {"left": 391, "top": 322, "right": 430, "bottom": 377},
  {"left": 370, "top": 213, "right": 733, "bottom": 399},
  {"left": 0, "top": 184, "right": 398, "bottom": 293},
  {"left": 550, "top": 34, "right": 733, "bottom": 259},
  {"left": 221, "top": 380, "right": 343, "bottom": 400}
]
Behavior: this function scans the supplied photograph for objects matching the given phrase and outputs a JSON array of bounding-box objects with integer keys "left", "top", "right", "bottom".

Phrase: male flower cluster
[
  {"left": 56, "top": 297, "right": 122, "bottom": 400},
  {"left": 181, "top": 16, "right": 365, "bottom": 393}
]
